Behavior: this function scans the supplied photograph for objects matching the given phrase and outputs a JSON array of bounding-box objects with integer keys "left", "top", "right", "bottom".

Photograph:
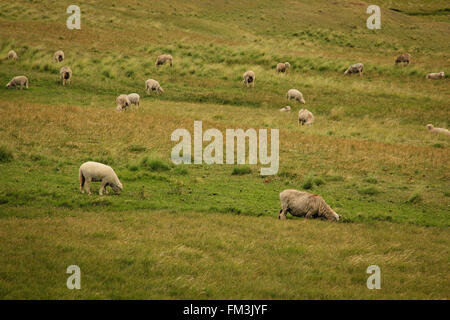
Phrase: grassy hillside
[{"left": 0, "top": 0, "right": 449, "bottom": 299}]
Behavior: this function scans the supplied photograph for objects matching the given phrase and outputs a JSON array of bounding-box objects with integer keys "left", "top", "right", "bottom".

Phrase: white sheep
[
  {"left": 298, "top": 109, "right": 314, "bottom": 125},
  {"left": 280, "top": 106, "right": 291, "bottom": 112},
  {"left": 7, "top": 50, "right": 18, "bottom": 60},
  {"left": 276, "top": 62, "right": 291, "bottom": 73},
  {"left": 116, "top": 94, "right": 131, "bottom": 111},
  {"left": 286, "top": 89, "right": 305, "bottom": 104},
  {"left": 278, "top": 189, "right": 339, "bottom": 222},
  {"left": 344, "top": 63, "right": 364, "bottom": 76},
  {"left": 426, "top": 124, "right": 450, "bottom": 136},
  {"left": 54, "top": 50, "right": 65, "bottom": 63},
  {"left": 426, "top": 72, "right": 444, "bottom": 80},
  {"left": 243, "top": 70, "right": 255, "bottom": 87},
  {"left": 155, "top": 54, "right": 173, "bottom": 67},
  {"left": 127, "top": 93, "right": 140, "bottom": 107},
  {"left": 79, "top": 161, "right": 123, "bottom": 195},
  {"left": 395, "top": 53, "right": 410, "bottom": 65},
  {"left": 60, "top": 66, "right": 72, "bottom": 86},
  {"left": 145, "top": 79, "right": 164, "bottom": 94},
  {"left": 6, "top": 76, "right": 28, "bottom": 89}
]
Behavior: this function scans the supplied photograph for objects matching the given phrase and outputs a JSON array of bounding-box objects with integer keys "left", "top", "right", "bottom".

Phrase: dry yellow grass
[{"left": 0, "top": 208, "right": 448, "bottom": 299}]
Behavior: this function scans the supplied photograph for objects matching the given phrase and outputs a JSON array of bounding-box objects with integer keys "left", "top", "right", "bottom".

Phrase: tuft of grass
[
  {"left": 358, "top": 187, "right": 380, "bottom": 196},
  {"left": 313, "top": 177, "right": 325, "bottom": 186},
  {"left": 364, "top": 177, "right": 378, "bottom": 184},
  {"left": 139, "top": 157, "right": 171, "bottom": 172},
  {"left": 232, "top": 166, "right": 251, "bottom": 175},
  {"left": 407, "top": 192, "right": 422, "bottom": 204},
  {"left": 0, "top": 145, "right": 13, "bottom": 162},
  {"left": 128, "top": 145, "right": 146, "bottom": 153},
  {"left": 173, "top": 166, "right": 189, "bottom": 175},
  {"left": 302, "top": 176, "right": 314, "bottom": 190}
]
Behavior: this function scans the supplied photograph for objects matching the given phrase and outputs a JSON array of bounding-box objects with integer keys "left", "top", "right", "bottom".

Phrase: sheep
[
  {"left": 7, "top": 50, "right": 18, "bottom": 60},
  {"left": 298, "top": 109, "right": 314, "bottom": 125},
  {"left": 286, "top": 89, "right": 305, "bottom": 104},
  {"left": 127, "top": 93, "right": 140, "bottom": 107},
  {"left": 116, "top": 94, "right": 131, "bottom": 111},
  {"left": 276, "top": 62, "right": 291, "bottom": 73},
  {"left": 344, "top": 63, "right": 364, "bottom": 76},
  {"left": 395, "top": 53, "right": 410, "bottom": 65},
  {"left": 280, "top": 106, "right": 291, "bottom": 112},
  {"left": 145, "top": 79, "right": 164, "bottom": 95},
  {"left": 79, "top": 161, "right": 123, "bottom": 195},
  {"left": 426, "top": 124, "right": 450, "bottom": 136},
  {"left": 6, "top": 76, "right": 28, "bottom": 89},
  {"left": 278, "top": 189, "right": 339, "bottom": 222},
  {"left": 54, "top": 50, "right": 65, "bottom": 63},
  {"left": 243, "top": 70, "right": 255, "bottom": 87},
  {"left": 60, "top": 66, "right": 72, "bottom": 86},
  {"left": 155, "top": 54, "right": 173, "bottom": 67},
  {"left": 426, "top": 72, "right": 444, "bottom": 80}
]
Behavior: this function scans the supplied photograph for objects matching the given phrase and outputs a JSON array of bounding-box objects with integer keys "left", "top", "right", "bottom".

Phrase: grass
[
  {"left": 0, "top": 0, "right": 449, "bottom": 299},
  {"left": 0, "top": 146, "right": 13, "bottom": 163},
  {"left": 232, "top": 166, "right": 252, "bottom": 175}
]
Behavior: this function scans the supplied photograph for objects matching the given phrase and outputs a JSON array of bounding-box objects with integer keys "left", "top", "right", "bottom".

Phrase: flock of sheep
[{"left": 4, "top": 49, "right": 449, "bottom": 222}]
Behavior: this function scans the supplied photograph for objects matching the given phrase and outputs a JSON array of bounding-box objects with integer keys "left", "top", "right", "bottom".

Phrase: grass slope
[{"left": 0, "top": 0, "right": 449, "bottom": 299}]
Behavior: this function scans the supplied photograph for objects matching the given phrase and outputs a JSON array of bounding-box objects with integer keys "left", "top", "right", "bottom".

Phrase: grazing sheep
[
  {"left": 54, "top": 50, "right": 65, "bottom": 63},
  {"left": 276, "top": 62, "right": 291, "bottom": 73},
  {"left": 286, "top": 89, "right": 305, "bottom": 104},
  {"left": 298, "top": 109, "right": 314, "bottom": 125},
  {"left": 7, "top": 50, "right": 18, "bottom": 60},
  {"left": 395, "top": 53, "right": 410, "bottom": 65},
  {"left": 145, "top": 79, "right": 164, "bottom": 94},
  {"left": 426, "top": 124, "right": 450, "bottom": 136},
  {"left": 127, "top": 93, "right": 140, "bottom": 107},
  {"left": 6, "top": 76, "right": 28, "bottom": 89},
  {"left": 243, "top": 70, "right": 255, "bottom": 87},
  {"left": 155, "top": 54, "right": 173, "bottom": 67},
  {"left": 116, "top": 94, "right": 131, "bottom": 111},
  {"left": 79, "top": 161, "right": 123, "bottom": 195},
  {"left": 426, "top": 72, "right": 445, "bottom": 80},
  {"left": 278, "top": 189, "right": 339, "bottom": 222},
  {"left": 344, "top": 63, "right": 364, "bottom": 76},
  {"left": 280, "top": 106, "right": 291, "bottom": 112},
  {"left": 60, "top": 66, "right": 72, "bottom": 86}
]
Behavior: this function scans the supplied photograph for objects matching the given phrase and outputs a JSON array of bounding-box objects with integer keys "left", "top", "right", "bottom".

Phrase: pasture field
[{"left": 0, "top": 0, "right": 449, "bottom": 299}]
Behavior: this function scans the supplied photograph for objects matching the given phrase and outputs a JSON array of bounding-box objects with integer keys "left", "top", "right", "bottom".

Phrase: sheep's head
[
  {"left": 6, "top": 82, "right": 11, "bottom": 88},
  {"left": 158, "top": 87, "right": 164, "bottom": 93},
  {"left": 278, "top": 210, "right": 287, "bottom": 220},
  {"left": 330, "top": 210, "right": 340, "bottom": 222},
  {"left": 300, "top": 98, "right": 306, "bottom": 104},
  {"left": 426, "top": 124, "right": 434, "bottom": 130},
  {"left": 111, "top": 182, "right": 123, "bottom": 195},
  {"left": 285, "top": 62, "right": 291, "bottom": 68}
]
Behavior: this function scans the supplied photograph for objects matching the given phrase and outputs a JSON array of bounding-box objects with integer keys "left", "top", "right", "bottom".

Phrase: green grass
[
  {"left": 0, "top": 146, "right": 13, "bottom": 163},
  {"left": 0, "top": 0, "right": 449, "bottom": 299}
]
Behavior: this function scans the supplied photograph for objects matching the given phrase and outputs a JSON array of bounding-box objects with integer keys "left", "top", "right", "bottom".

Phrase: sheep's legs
[
  {"left": 80, "top": 173, "right": 85, "bottom": 193},
  {"left": 278, "top": 209, "right": 287, "bottom": 220},
  {"left": 99, "top": 180, "right": 108, "bottom": 196},
  {"left": 85, "top": 178, "right": 92, "bottom": 194}
]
